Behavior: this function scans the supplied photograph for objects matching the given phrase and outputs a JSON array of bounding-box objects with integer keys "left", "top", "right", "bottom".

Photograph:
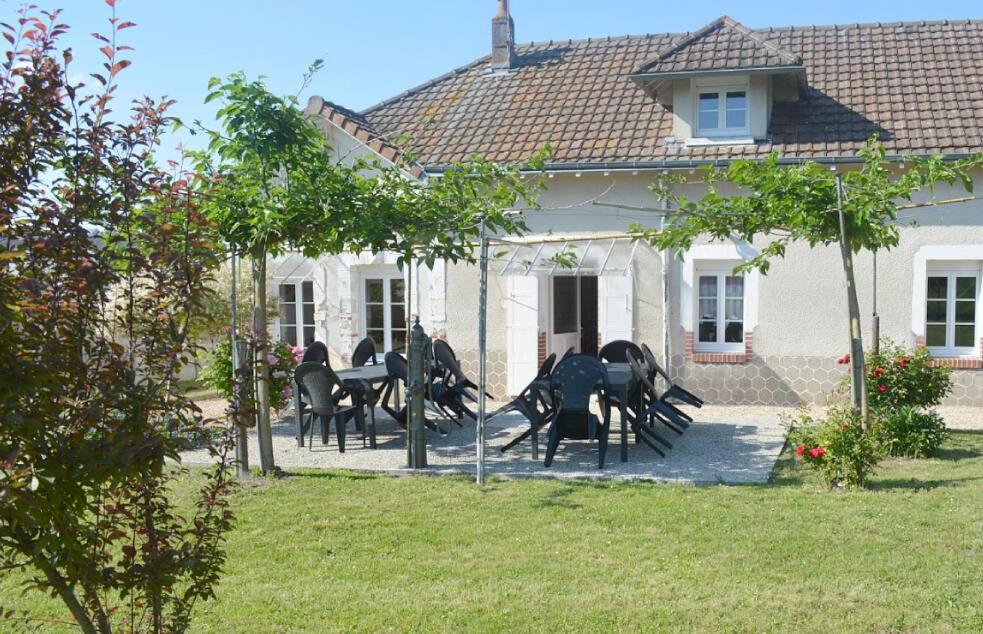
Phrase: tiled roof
[
  {"left": 309, "top": 97, "right": 426, "bottom": 179},
  {"left": 634, "top": 16, "right": 802, "bottom": 75},
  {"left": 353, "top": 17, "right": 983, "bottom": 168}
]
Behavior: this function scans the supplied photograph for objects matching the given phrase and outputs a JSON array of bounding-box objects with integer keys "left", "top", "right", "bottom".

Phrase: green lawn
[{"left": 3, "top": 432, "right": 982, "bottom": 633}]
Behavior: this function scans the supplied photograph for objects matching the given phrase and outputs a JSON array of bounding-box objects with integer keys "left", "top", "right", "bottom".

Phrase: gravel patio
[{"left": 183, "top": 399, "right": 800, "bottom": 483}]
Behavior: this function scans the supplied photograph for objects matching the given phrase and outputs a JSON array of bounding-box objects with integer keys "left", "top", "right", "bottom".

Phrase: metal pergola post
[{"left": 476, "top": 216, "right": 489, "bottom": 485}]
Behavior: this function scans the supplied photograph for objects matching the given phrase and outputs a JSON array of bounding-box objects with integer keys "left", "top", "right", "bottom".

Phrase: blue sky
[{"left": 4, "top": 0, "right": 980, "bottom": 159}]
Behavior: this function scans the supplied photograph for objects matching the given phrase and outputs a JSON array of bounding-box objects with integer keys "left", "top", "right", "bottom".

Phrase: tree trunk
[
  {"left": 836, "top": 177, "right": 870, "bottom": 427},
  {"left": 251, "top": 244, "right": 275, "bottom": 473},
  {"left": 33, "top": 555, "right": 99, "bottom": 634}
]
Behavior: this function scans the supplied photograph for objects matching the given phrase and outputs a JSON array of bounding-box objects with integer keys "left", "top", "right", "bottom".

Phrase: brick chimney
[{"left": 491, "top": 0, "right": 516, "bottom": 71}]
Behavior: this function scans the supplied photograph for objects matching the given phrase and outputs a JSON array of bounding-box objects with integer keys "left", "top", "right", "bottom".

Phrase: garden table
[
  {"left": 335, "top": 364, "right": 391, "bottom": 449},
  {"left": 503, "top": 362, "right": 643, "bottom": 463}
]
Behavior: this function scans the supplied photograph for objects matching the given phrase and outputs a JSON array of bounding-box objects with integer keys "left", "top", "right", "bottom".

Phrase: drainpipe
[{"left": 658, "top": 180, "right": 672, "bottom": 388}]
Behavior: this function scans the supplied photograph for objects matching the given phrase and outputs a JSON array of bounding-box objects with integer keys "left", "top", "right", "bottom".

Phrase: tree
[
  {"left": 1, "top": 4, "right": 235, "bottom": 632},
  {"left": 195, "top": 73, "right": 546, "bottom": 473},
  {"left": 638, "top": 140, "right": 982, "bottom": 423}
]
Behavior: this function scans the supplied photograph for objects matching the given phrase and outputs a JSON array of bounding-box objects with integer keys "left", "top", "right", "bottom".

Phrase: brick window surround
[
  {"left": 685, "top": 331, "right": 753, "bottom": 364},
  {"left": 915, "top": 335, "right": 983, "bottom": 369}
]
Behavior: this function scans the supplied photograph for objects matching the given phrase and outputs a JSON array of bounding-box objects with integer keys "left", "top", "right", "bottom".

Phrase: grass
[{"left": 2, "top": 432, "right": 982, "bottom": 633}]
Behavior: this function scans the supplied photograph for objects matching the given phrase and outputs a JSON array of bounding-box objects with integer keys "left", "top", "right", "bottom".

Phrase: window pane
[
  {"left": 725, "top": 299, "right": 743, "bottom": 321},
  {"left": 302, "top": 303, "right": 315, "bottom": 326},
  {"left": 302, "top": 281, "right": 314, "bottom": 303},
  {"left": 927, "top": 277, "right": 947, "bottom": 300},
  {"left": 725, "top": 276, "right": 744, "bottom": 298},
  {"left": 698, "top": 321, "right": 717, "bottom": 343},
  {"left": 391, "top": 279, "right": 405, "bottom": 304},
  {"left": 303, "top": 326, "right": 316, "bottom": 347},
  {"left": 725, "top": 92, "right": 747, "bottom": 128},
  {"left": 367, "top": 330, "right": 385, "bottom": 350},
  {"left": 391, "top": 304, "right": 406, "bottom": 330},
  {"left": 955, "top": 325, "right": 976, "bottom": 348},
  {"left": 553, "top": 277, "right": 578, "bottom": 334},
  {"left": 957, "top": 277, "right": 976, "bottom": 299},
  {"left": 280, "top": 326, "right": 297, "bottom": 347},
  {"left": 280, "top": 305, "right": 296, "bottom": 325},
  {"left": 698, "top": 93, "right": 719, "bottom": 130},
  {"left": 725, "top": 322, "right": 744, "bottom": 343},
  {"left": 698, "top": 275, "right": 718, "bottom": 298},
  {"left": 699, "top": 299, "right": 717, "bottom": 321},
  {"left": 391, "top": 332, "right": 407, "bottom": 354},
  {"left": 365, "top": 279, "right": 384, "bottom": 303},
  {"left": 956, "top": 300, "right": 976, "bottom": 322},
  {"left": 279, "top": 284, "right": 296, "bottom": 302},
  {"left": 926, "top": 300, "right": 947, "bottom": 324},
  {"left": 367, "top": 305, "right": 384, "bottom": 329},
  {"left": 926, "top": 324, "right": 947, "bottom": 347}
]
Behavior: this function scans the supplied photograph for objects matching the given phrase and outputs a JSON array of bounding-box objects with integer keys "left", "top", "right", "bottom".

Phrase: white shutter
[
  {"left": 598, "top": 274, "right": 634, "bottom": 345},
  {"left": 506, "top": 276, "right": 539, "bottom": 396}
]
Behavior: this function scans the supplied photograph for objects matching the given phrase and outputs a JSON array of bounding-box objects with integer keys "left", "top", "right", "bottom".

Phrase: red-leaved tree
[{"left": 1, "top": 3, "right": 236, "bottom": 632}]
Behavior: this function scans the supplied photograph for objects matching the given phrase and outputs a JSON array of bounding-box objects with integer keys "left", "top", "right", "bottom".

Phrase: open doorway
[{"left": 550, "top": 275, "right": 598, "bottom": 357}]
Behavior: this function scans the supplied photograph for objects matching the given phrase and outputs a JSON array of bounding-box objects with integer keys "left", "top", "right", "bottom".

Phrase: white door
[
  {"left": 506, "top": 276, "right": 539, "bottom": 396},
  {"left": 550, "top": 276, "right": 580, "bottom": 356},
  {"left": 598, "top": 274, "right": 634, "bottom": 345}
]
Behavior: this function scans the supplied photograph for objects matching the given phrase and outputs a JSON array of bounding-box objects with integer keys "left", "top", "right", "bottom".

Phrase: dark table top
[{"left": 335, "top": 364, "right": 390, "bottom": 384}]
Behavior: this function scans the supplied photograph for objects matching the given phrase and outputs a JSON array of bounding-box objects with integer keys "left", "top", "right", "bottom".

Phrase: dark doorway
[{"left": 579, "top": 276, "right": 598, "bottom": 356}]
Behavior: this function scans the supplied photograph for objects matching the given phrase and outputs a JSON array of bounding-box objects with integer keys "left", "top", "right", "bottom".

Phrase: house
[{"left": 271, "top": 1, "right": 983, "bottom": 406}]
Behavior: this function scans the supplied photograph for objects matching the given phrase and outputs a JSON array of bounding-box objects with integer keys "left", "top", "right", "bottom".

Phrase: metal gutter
[{"left": 424, "top": 152, "right": 983, "bottom": 176}]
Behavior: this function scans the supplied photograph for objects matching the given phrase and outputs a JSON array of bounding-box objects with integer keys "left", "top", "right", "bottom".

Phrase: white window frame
[
  {"left": 276, "top": 279, "right": 316, "bottom": 348},
  {"left": 681, "top": 244, "right": 760, "bottom": 354},
  {"left": 361, "top": 272, "right": 407, "bottom": 356},
  {"left": 694, "top": 264, "right": 746, "bottom": 353},
  {"left": 692, "top": 77, "right": 751, "bottom": 140},
  {"left": 925, "top": 262, "right": 980, "bottom": 358}
]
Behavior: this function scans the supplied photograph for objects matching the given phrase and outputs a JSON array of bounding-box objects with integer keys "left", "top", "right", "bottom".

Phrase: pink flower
[
  {"left": 878, "top": 384, "right": 889, "bottom": 394},
  {"left": 872, "top": 367, "right": 885, "bottom": 378},
  {"left": 266, "top": 354, "right": 277, "bottom": 365},
  {"left": 837, "top": 354, "right": 851, "bottom": 365},
  {"left": 272, "top": 370, "right": 287, "bottom": 379},
  {"left": 808, "top": 447, "right": 826, "bottom": 459},
  {"left": 282, "top": 386, "right": 294, "bottom": 398},
  {"left": 795, "top": 444, "right": 805, "bottom": 457}
]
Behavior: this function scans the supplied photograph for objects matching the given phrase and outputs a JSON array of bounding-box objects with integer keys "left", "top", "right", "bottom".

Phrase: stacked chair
[
  {"left": 493, "top": 352, "right": 556, "bottom": 459},
  {"left": 544, "top": 355, "right": 612, "bottom": 469}
]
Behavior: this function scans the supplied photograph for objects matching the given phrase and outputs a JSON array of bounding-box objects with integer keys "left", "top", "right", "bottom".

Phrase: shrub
[
  {"left": 863, "top": 340, "right": 952, "bottom": 411},
  {"left": 880, "top": 406, "right": 948, "bottom": 458},
  {"left": 202, "top": 334, "right": 302, "bottom": 412},
  {"left": 787, "top": 407, "right": 886, "bottom": 489}
]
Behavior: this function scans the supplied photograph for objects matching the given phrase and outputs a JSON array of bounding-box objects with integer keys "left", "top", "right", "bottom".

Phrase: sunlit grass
[{"left": 3, "top": 432, "right": 981, "bottom": 633}]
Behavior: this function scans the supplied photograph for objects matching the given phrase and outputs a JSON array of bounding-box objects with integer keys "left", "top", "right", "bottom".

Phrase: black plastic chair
[
  {"left": 544, "top": 355, "right": 612, "bottom": 469},
  {"left": 381, "top": 351, "right": 447, "bottom": 434},
  {"left": 432, "top": 339, "right": 494, "bottom": 401},
  {"left": 301, "top": 341, "right": 329, "bottom": 365},
  {"left": 295, "top": 362, "right": 361, "bottom": 452},
  {"left": 494, "top": 352, "right": 557, "bottom": 457},
  {"left": 294, "top": 342, "right": 328, "bottom": 446},
  {"left": 598, "top": 339, "right": 645, "bottom": 364},
  {"left": 560, "top": 346, "right": 576, "bottom": 362},
  {"left": 640, "top": 343, "right": 704, "bottom": 411},
  {"left": 430, "top": 342, "right": 478, "bottom": 425},
  {"left": 352, "top": 337, "right": 377, "bottom": 368},
  {"left": 628, "top": 354, "right": 689, "bottom": 441}
]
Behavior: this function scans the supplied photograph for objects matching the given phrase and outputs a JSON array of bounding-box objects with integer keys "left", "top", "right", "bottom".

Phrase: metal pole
[
  {"left": 230, "top": 245, "right": 249, "bottom": 478},
  {"left": 872, "top": 250, "right": 880, "bottom": 355},
  {"left": 407, "top": 318, "right": 428, "bottom": 468},
  {"left": 405, "top": 261, "right": 413, "bottom": 467},
  {"left": 476, "top": 216, "right": 489, "bottom": 485}
]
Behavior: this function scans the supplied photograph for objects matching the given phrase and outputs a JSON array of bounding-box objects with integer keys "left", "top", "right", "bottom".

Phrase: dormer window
[{"left": 694, "top": 78, "right": 750, "bottom": 140}]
